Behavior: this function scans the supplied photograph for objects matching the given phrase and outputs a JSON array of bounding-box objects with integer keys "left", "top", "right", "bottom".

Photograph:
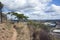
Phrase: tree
[
  {"left": 23, "top": 16, "right": 29, "bottom": 20},
  {"left": 7, "top": 12, "right": 29, "bottom": 21},
  {"left": 0, "top": 2, "right": 4, "bottom": 23}
]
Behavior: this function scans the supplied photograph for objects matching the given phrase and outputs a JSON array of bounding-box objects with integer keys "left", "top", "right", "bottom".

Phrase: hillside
[
  {"left": 0, "top": 23, "right": 13, "bottom": 40},
  {"left": 0, "top": 22, "right": 59, "bottom": 40},
  {"left": 0, "top": 22, "right": 31, "bottom": 40}
]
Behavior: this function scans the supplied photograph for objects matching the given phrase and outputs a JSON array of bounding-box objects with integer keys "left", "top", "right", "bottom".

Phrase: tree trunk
[{"left": 0, "top": 10, "right": 2, "bottom": 23}]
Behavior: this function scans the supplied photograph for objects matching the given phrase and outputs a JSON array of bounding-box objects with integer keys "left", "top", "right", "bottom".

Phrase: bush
[{"left": 28, "top": 21, "right": 50, "bottom": 32}]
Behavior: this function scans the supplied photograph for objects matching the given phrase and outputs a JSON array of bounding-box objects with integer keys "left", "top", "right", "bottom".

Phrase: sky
[{"left": 0, "top": 0, "right": 60, "bottom": 20}]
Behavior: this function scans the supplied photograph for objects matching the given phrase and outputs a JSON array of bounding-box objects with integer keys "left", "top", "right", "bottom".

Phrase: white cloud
[
  {"left": 51, "top": 4, "right": 60, "bottom": 13},
  {"left": 0, "top": 0, "right": 60, "bottom": 20},
  {"left": 45, "top": 4, "right": 60, "bottom": 19}
]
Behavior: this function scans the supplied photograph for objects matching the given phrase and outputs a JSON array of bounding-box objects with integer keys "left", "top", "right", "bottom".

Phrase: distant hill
[{"left": 29, "top": 19, "right": 60, "bottom": 22}]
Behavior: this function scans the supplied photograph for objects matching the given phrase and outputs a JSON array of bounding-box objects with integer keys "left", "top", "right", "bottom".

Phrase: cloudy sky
[{"left": 0, "top": 0, "right": 60, "bottom": 20}]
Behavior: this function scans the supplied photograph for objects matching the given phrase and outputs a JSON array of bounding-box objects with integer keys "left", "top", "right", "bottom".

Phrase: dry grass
[
  {"left": 14, "top": 22, "right": 31, "bottom": 40},
  {"left": 0, "top": 23, "right": 13, "bottom": 40},
  {"left": 0, "top": 22, "right": 31, "bottom": 40},
  {"left": 0, "top": 22, "right": 59, "bottom": 40}
]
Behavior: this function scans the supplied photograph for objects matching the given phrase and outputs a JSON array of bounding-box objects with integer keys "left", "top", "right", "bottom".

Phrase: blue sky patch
[{"left": 52, "top": 0, "right": 60, "bottom": 6}]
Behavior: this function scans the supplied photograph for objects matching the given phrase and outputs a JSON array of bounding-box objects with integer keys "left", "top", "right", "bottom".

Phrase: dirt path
[{"left": 11, "top": 28, "right": 17, "bottom": 40}]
